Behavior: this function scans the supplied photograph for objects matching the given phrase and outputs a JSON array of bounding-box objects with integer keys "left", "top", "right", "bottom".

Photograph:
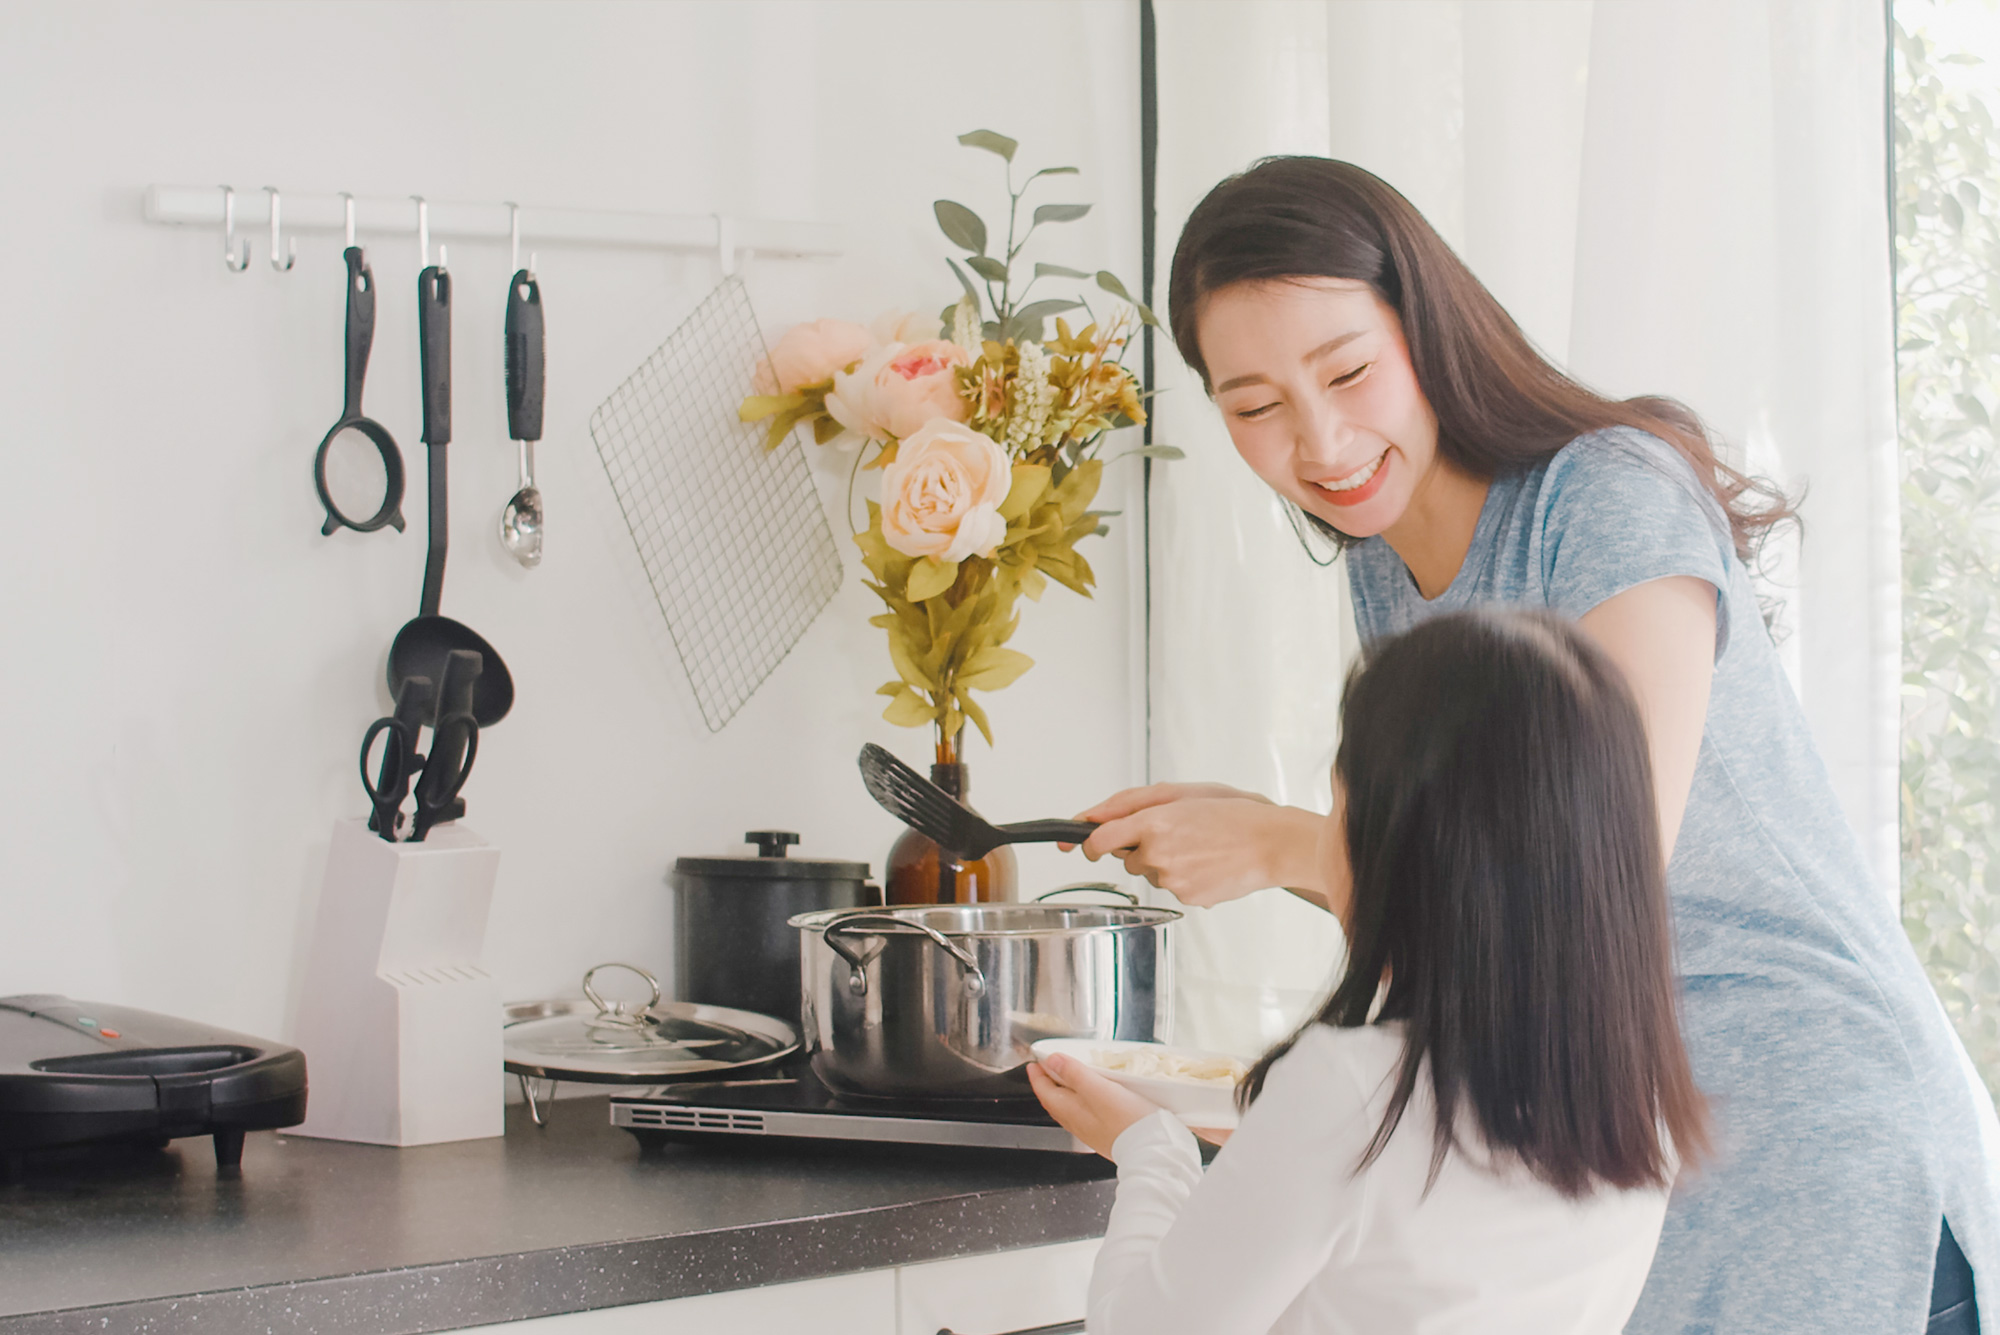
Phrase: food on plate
[{"left": 1088, "top": 1045, "right": 1247, "bottom": 1088}]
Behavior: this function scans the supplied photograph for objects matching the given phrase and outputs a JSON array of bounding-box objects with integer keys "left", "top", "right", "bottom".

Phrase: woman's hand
[
  {"left": 1072, "top": 784, "right": 1332, "bottom": 910},
  {"left": 1027, "top": 1053, "right": 1165, "bottom": 1159}
]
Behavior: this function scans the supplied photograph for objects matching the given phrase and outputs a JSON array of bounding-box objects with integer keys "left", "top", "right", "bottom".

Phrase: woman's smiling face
[{"left": 1196, "top": 277, "right": 1439, "bottom": 540}]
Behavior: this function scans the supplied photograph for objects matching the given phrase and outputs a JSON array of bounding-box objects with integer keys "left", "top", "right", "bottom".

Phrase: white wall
[{"left": 0, "top": 0, "right": 1146, "bottom": 1038}]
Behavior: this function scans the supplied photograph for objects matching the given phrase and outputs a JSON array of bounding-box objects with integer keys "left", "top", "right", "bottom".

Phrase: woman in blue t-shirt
[{"left": 1067, "top": 157, "right": 1995, "bottom": 1334}]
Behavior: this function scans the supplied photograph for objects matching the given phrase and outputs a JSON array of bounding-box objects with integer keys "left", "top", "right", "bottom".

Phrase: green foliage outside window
[{"left": 1894, "top": 3, "right": 2000, "bottom": 1099}]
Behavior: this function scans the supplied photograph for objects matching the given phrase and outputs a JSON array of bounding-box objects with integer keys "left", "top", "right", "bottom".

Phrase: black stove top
[{"left": 608, "top": 1061, "right": 1090, "bottom": 1154}]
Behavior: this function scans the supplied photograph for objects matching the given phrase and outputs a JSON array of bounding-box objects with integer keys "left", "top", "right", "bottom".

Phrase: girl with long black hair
[
  {"left": 1059, "top": 157, "right": 1992, "bottom": 1334},
  {"left": 1032, "top": 609, "right": 1708, "bottom": 1333}
]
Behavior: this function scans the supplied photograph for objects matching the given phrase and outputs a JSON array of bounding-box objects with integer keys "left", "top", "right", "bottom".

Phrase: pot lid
[
  {"left": 502, "top": 964, "right": 798, "bottom": 1083},
  {"left": 673, "top": 830, "right": 871, "bottom": 882}
]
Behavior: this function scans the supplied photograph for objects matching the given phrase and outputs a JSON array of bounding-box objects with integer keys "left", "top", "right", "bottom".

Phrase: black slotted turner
[{"left": 857, "top": 744, "right": 1097, "bottom": 859}]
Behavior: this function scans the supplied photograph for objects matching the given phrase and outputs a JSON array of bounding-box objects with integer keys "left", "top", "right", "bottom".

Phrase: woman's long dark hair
[
  {"left": 1169, "top": 156, "right": 1794, "bottom": 562},
  {"left": 1241, "top": 609, "right": 1709, "bottom": 1199}
]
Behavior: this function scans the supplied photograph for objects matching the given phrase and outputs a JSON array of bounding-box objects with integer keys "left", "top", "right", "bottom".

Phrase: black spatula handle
[
  {"left": 996, "top": 819, "right": 1099, "bottom": 844},
  {"left": 505, "top": 271, "right": 544, "bottom": 443},
  {"left": 418, "top": 266, "right": 451, "bottom": 445}
]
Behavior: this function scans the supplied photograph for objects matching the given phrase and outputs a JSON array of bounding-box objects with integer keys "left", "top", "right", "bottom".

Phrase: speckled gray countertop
[{"left": 0, "top": 1095, "right": 1114, "bottom": 1334}]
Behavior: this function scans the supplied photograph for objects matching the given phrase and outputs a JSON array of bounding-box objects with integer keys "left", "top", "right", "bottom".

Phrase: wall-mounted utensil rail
[{"left": 144, "top": 186, "right": 840, "bottom": 270}]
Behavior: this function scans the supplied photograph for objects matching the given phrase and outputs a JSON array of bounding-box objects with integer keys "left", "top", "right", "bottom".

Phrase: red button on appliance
[{"left": 98, "top": 1029, "right": 119, "bottom": 1039}]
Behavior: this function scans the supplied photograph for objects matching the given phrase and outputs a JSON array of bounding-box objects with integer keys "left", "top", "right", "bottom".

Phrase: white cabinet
[
  {"left": 897, "top": 1239, "right": 1098, "bottom": 1335},
  {"left": 444, "top": 1239, "right": 1097, "bottom": 1335}
]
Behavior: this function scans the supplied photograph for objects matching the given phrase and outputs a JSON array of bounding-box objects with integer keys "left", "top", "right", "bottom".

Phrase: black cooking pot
[{"left": 672, "top": 832, "right": 878, "bottom": 1026}]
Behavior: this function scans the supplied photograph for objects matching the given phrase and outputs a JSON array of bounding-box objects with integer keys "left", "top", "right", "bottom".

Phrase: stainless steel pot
[{"left": 789, "top": 901, "right": 1179, "bottom": 1100}]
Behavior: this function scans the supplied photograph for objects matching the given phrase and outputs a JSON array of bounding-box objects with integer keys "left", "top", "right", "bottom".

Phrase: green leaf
[
  {"left": 999, "top": 464, "right": 1052, "bottom": 521},
  {"left": 739, "top": 393, "right": 804, "bottom": 423},
  {"left": 1025, "top": 166, "right": 1080, "bottom": 183},
  {"left": 1034, "top": 262, "right": 1091, "bottom": 280},
  {"left": 1115, "top": 445, "right": 1186, "bottom": 463},
  {"left": 959, "top": 646, "right": 1035, "bottom": 692},
  {"left": 1096, "top": 271, "right": 1161, "bottom": 326},
  {"left": 886, "top": 627, "right": 936, "bottom": 695},
  {"left": 935, "top": 200, "right": 988, "bottom": 254},
  {"left": 883, "top": 687, "right": 935, "bottom": 728},
  {"left": 956, "top": 129, "right": 1018, "bottom": 161},
  {"left": 1033, "top": 203, "right": 1091, "bottom": 226},
  {"left": 960, "top": 693, "right": 994, "bottom": 746},
  {"left": 965, "top": 255, "right": 1009, "bottom": 283},
  {"left": 946, "top": 258, "right": 982, "bottom": 306},
  {"left": 1004, "top": 299, "right": 1084, "bottom": 341},
  {"left": 906, "top": 557, "right": 959, "bottom": 602}
]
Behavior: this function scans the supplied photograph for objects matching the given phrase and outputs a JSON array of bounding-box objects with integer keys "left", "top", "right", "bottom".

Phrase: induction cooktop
[{"left": 608, "top": 1063, "right": 1091, "bottom": 1154}]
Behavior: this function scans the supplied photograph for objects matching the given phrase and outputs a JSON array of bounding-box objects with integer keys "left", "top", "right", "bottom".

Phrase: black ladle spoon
[{"left": 387, "top": 259, "right": 514, "bottom": 728}]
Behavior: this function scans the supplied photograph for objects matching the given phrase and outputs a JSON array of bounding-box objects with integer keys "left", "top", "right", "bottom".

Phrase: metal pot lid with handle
[
  {"left": 502, "top": 963, "right": 798, "bottom": 1083},
  {"left": 672, "top": 830, "right": 871, "bottom": 883}
]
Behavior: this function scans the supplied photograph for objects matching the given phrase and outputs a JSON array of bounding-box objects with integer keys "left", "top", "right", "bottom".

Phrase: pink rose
[
  {"left": 827, "top": 340, "right": 972, "bottom": 443},
  {"left": 754, "top": 318, "right": 872, "bottom": 395},
  {"left": 880, "top": 420, "right": 1012, "bottom": 563}
]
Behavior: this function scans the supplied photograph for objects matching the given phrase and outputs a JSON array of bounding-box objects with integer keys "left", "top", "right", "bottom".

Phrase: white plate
[{"left": 1031, "top": 1039, "right": 1246, "bottom": 1130}]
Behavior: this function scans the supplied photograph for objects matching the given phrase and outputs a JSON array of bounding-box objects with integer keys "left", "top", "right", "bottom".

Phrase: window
[{"left": 1894, "top": 0, "right": 2000, "bottom": 1098}]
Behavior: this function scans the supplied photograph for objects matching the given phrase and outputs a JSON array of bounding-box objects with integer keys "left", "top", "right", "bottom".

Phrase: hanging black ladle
[
  {"left": 386, "top": 205, "right": 514, "bottom": 728},
  {"left": 314, "top": 195, "right": 406, "bottom": 536}
]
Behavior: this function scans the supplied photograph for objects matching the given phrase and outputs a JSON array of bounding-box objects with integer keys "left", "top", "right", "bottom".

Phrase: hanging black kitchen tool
[
  {"left": 498, "top": 267, "right": 545, "bottom": 567},
  {"left": 857, "top": 743, "right": 1097, "bottom": 859},
  {"left": 359, "top": 675, "right": 433, "bottom": 841},
  {"left": 313, "top": 244, "right": 406, "bottom": 536},
  {"left": 410, "top": 649, "right": 481, "bottom": 841},
  {"left": 386, "top": 258, "right": 515, "bottom": 728}
]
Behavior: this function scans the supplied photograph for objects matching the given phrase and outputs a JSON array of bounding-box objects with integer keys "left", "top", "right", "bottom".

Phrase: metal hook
[
  {"left": 264, "top": 187, "right": 296, "bottom": 272},
  {"left": 220, "top": 186, "right": 250, "bottom": 272},
  {"left": 340, "top": 192, "right": 356, "bottom": 249},
  {"left": 714, "top": 213, "right": 736, "bottom": 278},
  {"left": 508, "top": 203, "right": 536, "bottom": 279}
]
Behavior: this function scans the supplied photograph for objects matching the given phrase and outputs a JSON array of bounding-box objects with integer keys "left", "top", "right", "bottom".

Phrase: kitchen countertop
[{"left": 0, "top": 1094, "right": 1114, "bottom": 1334}]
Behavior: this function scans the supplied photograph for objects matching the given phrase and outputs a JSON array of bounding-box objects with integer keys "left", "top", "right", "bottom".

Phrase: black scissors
[
  {"left": 410, "top": 650, "right": 483, "bottom": 842},
  {"left": 360, "top": 676, "right": 433, "bottom": 841}
]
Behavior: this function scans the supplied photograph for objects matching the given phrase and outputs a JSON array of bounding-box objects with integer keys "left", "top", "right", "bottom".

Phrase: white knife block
[{"left": 292, "top": 817, "right": 504, "bottom": 1146}]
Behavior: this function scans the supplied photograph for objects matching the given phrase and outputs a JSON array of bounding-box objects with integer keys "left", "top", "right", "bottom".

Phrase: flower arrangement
[{"left": 741, "top": 130, "right": 1172, "bottom": 757}]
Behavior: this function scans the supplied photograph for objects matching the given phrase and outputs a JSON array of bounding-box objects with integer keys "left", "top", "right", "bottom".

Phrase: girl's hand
[
  {"left": 1070, "top": 784, "right": 1331, "bottom": 909},
  {"left": 1027, "top": 1053, "right": 1164, "bottom": 1159}
]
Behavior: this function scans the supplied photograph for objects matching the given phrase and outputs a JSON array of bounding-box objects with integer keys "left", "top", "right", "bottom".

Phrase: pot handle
[
  {"left": 1035, "top": 883, "right": 1139, "bottom": 905},
  {"left": 822, "top": 914, "right": 986, "bottom": 998}
]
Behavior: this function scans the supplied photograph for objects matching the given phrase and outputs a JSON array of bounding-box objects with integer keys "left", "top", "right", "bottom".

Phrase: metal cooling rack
[{"left": 589, "top": 276, "right": 844, "bottom": 731}]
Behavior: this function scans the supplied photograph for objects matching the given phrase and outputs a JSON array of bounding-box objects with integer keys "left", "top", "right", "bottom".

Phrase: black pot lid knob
[{"left": 745, "top": 831, "right": 800, "bottom": 858}]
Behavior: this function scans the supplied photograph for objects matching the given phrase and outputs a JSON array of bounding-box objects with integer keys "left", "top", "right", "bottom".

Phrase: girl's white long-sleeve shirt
[{"left": 1089, "top": 1023, "right": 1672, "bottom": 1335}]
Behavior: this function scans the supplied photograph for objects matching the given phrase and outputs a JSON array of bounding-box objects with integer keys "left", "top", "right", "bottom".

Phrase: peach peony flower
[
  {"left": 880, "top": 420, "right": 1012, "bottom": 563},
  {"left": 754, "top": 318, "right": 872, "bottom": 395},
  {"left": 871, "top": 310, "right": 942, "bottom": 344},
  {"left": 826, "top": 340, "right": 972, "bottom": 443}
]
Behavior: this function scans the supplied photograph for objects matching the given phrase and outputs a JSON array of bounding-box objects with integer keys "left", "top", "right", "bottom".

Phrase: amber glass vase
[{"left": 884, "top": 733, "right": 1018, "bottom": 905}]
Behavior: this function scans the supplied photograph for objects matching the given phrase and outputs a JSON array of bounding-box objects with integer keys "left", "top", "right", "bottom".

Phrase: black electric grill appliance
[{"left": 0, "top": 994, "right": 308, "bottom": 1171}]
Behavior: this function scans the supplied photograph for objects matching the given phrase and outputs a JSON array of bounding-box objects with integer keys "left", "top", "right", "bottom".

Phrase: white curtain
[{"left": 1150, "top": 0, "right": 1898, "bottom": 1054}]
